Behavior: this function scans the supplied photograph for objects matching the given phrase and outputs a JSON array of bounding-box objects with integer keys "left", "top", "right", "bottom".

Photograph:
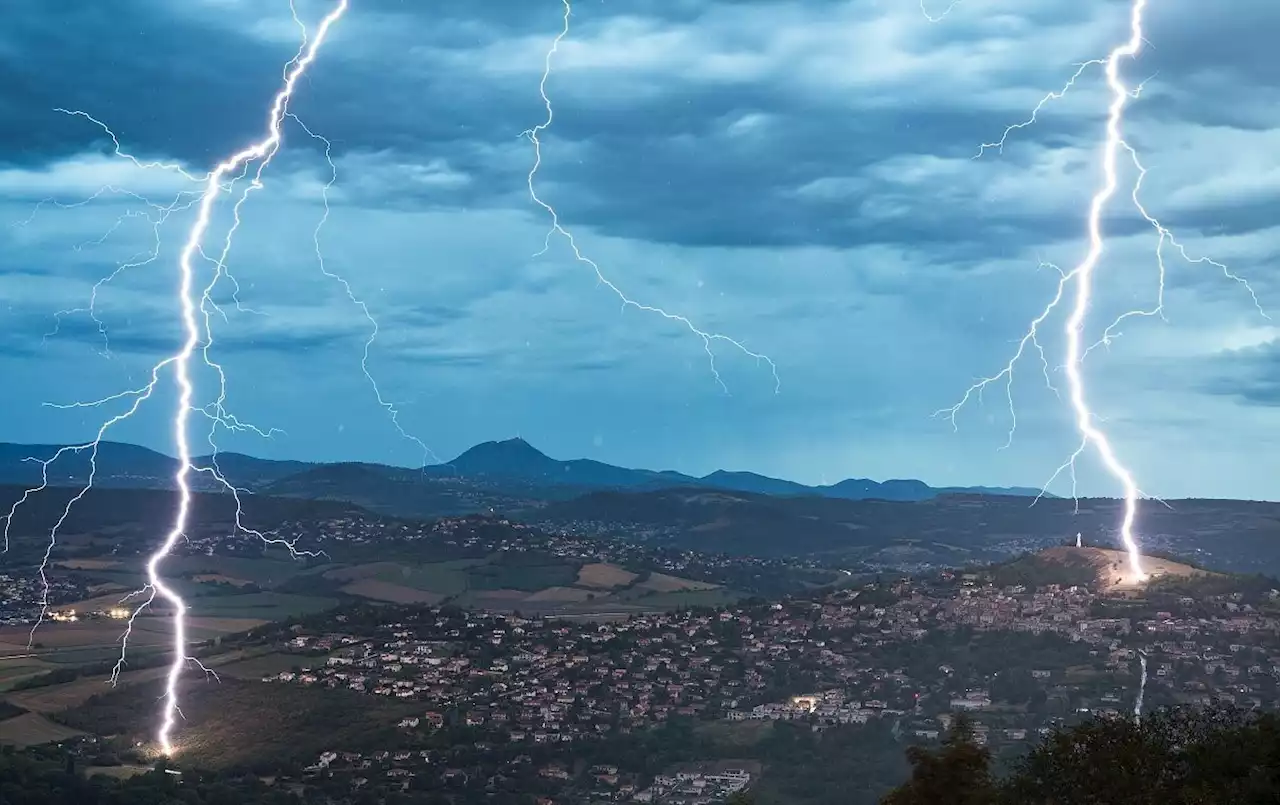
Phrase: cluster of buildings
[
  {"left": 257, "top": 567, "right": 1280, "bottom": 802},
  {"left": 0, "top": 572, "right": 93, "bottom": 626}
]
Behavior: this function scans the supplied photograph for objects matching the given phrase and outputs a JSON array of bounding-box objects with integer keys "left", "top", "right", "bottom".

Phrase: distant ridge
[
  {"left": 433, "top": 437, "right": 1045, "bottom": 501},
  {"left": 0, "top": 436, "right": 1046, "bottom": 505}
]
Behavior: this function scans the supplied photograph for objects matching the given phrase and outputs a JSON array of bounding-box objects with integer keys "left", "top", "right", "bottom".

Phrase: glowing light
[
  {"left": 526, "top": 0, "right": 779, "bottom": 395},
  {"left": 1, "top": 0, "right": 350, "bottom": 757},
  {"left": 150, "top": 0, "right": 349, "bottom": 756},
  {"left": 1059, "top": 0, "right": 1151, "bottom": 581},
  {"left": 940, "top": 0, "right": 1267, "bottom": 583}
]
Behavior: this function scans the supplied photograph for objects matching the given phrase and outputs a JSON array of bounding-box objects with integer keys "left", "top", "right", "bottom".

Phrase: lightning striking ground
[
  {"left": 135, "top": 1, "right": 349, "bottom": 755},
  {"left": 2, "top": 0, "right": 351, "bottom": 757},
  {"left": 526, "top": 0, "right": 779, "bottom": 395},
  {"left": 938, "top": 0, "right": 1266, "bottom": 581}
]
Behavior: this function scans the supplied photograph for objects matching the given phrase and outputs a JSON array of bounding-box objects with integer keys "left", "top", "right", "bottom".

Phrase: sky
[{"left": 0, "top": 0, "right": 1278, "bottom": 500}]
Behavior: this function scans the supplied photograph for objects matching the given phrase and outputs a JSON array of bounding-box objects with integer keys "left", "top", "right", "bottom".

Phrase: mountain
[
  {"left": 438, "top": 437, "right": 694, "bottom": 489},
  {"left": 0, "top": 441, "right": 308, "bottom": 491},
  {"left": 430, "top": 437, "right": 1045, "bottom": 501},
  {"left": 0, "top": 437, "right": 1044, "bottom": 520}
]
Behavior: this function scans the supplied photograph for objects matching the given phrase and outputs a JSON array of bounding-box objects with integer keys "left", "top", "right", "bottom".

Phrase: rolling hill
[{"left": 532, "top": 487, "right": 1280, "bottom": 575}]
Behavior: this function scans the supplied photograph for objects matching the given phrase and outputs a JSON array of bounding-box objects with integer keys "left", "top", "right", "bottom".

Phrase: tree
[
  {"left": 881, "top": 713, "right": 998, "bottom": 805},
  {"left": 883, "top": 706, "right": 1280, "bottom": 805}
]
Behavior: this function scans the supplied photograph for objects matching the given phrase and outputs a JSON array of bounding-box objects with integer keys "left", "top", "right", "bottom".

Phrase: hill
[
  {"left": 533, "top": 489, "right": 1280, "bottom": 575},
  {"left": 0, "top": 441, "right": 309, "bottom": 492},
  {"left": 987, "top": 546, "right": 1214, "bottom": 592}
]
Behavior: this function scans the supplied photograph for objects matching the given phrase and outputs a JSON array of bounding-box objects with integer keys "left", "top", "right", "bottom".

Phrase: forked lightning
[
  {"left": 527, "top": 0, "right": 779, "bottom": 395},
  {"left": 3, "top": 0, "right": 351, "bottom": 756},
  {"left": 937, "top": 0, "right": 1266, "bottom": 581}
]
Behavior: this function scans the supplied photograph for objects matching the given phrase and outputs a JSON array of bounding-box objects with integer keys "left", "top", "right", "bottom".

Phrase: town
[{"left": 226, "top": 563, "right": 1280, "bottom": 802}]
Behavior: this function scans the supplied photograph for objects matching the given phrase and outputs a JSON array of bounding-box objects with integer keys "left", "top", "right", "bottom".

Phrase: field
[
  {"left": 323, "top": 558, "right": 481, "bottom": 597},
  {"left": 0, "top": 613, "right": 275, "bottom": 699},
  {"left": 6, "top": 665, "right": 173, "bottom": 714},
  {"left": 576, "top": 562, "right": 638, "bottom": 589},
  {"left": 639, "top": 572, "right": 720, "bottom": 592},
  {"left": 53, "top": 558, "right": 122, "bottom": 570},
  {"left": 339, "top": 579, "right": 444, "bottom": 604},
  {"left": 59, "top": 676, "right": 419, "bottom": 768},
  {"left": 1, "top": 646, "right": 268, "bottom": 718},
  {"left": 28, "top": 526, "right": 737, "bottom": 637},
  {"left": 214, "top": 652, "right": 318, "bottom": 681},
  {"left": 0, "top": 712, "right": 84, "bottom": 746}
]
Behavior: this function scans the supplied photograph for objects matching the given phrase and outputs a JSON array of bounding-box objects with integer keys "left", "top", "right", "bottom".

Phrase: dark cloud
[
  {"left": 3, "top": 0, "right": 1280, "bottom": 499},
  {"left": 0, "top": 301, "right": 376, "bottom": 359}
]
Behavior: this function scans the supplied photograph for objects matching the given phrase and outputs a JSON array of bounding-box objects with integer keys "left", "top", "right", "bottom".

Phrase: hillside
[
  {"left": 1036, "top": 546, "right": 1210, "bottom": 592},
  {"left": 987, "top": 546, "right": 1212, "bottom": 592},
  {"left": 534, "top": 489, "right": 1280, "bottom": 576}
]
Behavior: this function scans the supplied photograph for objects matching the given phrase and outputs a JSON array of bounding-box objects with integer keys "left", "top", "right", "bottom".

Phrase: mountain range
[{"left": 0, "top": 437, "right": 1044, "bottom": 518}]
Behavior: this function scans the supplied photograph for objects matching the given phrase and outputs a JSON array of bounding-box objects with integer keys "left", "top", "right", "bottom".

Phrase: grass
[
  {"left": 696, "top": 719, "right": 775, "bottom": 746},
  {"left": 0, "top": 660, "right": 54, "bottom": 691},
  {"left": 167, "top": 553, "right": 321, "bottom": 586},
  {"left": 62, "top": 676, "right": 419, "bottom": 770},
  {"left": 186, "top": 592, "right": 337, "bottom": 620},
  {"left": 215, "top": 652, "right": 319, "bottom": 681},
  {"left": 468, "top": 560, "right": 577, "bottom": 592},
  {"left": 1, "top": 647, "right": 265, "bottom": 714},
  {"left": 0, "top": 712, "right": 84, "bottom": 747},
  {"left": 615, "top": 588, "right": 741, "bottom": 608}
]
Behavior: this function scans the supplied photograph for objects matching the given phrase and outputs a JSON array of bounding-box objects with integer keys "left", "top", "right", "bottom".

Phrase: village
[{"left": 249, "top": 568, "right": 1280, "bottom": 801}]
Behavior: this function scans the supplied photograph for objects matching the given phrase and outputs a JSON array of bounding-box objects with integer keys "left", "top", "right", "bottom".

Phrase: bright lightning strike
[
  {"left": 142, "top": 0, "right": 349, "bottom": 756},
  {"left": 1, "top": 0, "right": 351, "bottom": 758},
  {"left": 526, "top": 0, "right": 780, "bottom": 395},
  {"left": 286, "top": 112, "right": 440, "bottom": 466},
  {"left": 940, "top": 0, "right": 1267, "bottom": 582}
]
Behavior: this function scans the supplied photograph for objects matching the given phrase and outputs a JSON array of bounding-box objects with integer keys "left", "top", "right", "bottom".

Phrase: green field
[
  {"left": 190, "top": 592, "right": 337, "bottom": 620},
  {"left": 215, "top": 652, "right": 320, "bottom": 680},
  {"left": 614, "top": 587, "right": 742, "bottom": 608}
]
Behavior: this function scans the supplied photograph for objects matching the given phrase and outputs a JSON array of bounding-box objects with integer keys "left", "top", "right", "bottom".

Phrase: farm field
[
  {"left": 0, "top": 712, "right": 84, "bottom": 747},
  {"left": 575, "top": 562, "right": 638, "bottom": 589},
  {"left": 2, "top": 646, "right": 266, "bottom": 716}
]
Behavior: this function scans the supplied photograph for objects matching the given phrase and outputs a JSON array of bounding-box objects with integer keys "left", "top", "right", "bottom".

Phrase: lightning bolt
[
  {"left": 285, "top": 113, "right": 439, "bottom": 466},
  {"left": 137, "top": 0, "right": 349, "bottom": 756},
  {"left": 1133, "top": 649, "right": 1148, "bottom": 723},
  {"left": 1, "top": 0, "right": 350, "bottom": 757},
  {"left": 919, "top": 0, "right": 964, "bottom": 24},
  {"left": 526, "top": 0, "right": 779, "bottom": 395},
  {"left": 939, "top": 0, "right": 1266, "bottom": 582}
]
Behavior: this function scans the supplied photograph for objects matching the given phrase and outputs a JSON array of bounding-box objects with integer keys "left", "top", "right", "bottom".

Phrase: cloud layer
[{"left": 1, "top": 0, "right": 1278, "bottom": 500}]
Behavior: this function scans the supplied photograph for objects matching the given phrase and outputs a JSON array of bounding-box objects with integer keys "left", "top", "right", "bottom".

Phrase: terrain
[
  {"left": 984, "top": 545, "right": 1214, "bottom": 593},
  {"left": 533, "top": 487, "right": 1280, "bottom": 575},
  {"left": 0, "top": 438, "right": 1043, "bottom": 520}
]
